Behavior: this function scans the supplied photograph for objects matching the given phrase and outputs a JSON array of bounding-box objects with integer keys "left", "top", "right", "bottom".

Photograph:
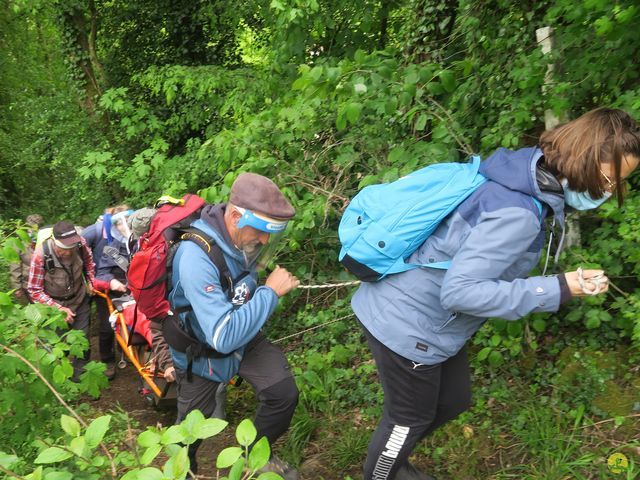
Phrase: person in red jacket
[{"left": 28, "top": 220, "right": 125, "bottom": 380}]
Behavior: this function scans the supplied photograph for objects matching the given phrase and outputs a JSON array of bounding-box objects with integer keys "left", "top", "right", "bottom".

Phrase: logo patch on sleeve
[{"left": 204, "top": 285, "right": 216, "bottom": 293}]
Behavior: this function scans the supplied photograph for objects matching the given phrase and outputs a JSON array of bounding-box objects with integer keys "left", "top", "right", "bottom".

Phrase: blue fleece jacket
[
  {"left": 168, "top": 207, "right": 279, "bottom": 382},
  {"left": 352, "top": 147, "right": 566, "bottom": 365}
]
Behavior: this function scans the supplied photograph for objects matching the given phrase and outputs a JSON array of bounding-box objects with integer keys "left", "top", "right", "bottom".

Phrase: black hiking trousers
[
  {"left": 174, "top": 332, "right": 298, "bottom": 474},
  {"left": 361, "top": 322, "right": 472, "bottom": 480}
]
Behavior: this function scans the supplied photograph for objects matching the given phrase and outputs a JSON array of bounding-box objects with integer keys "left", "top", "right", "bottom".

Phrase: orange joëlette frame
[{"left": 94, "top": 290, "right": 164, "bottom": 398}]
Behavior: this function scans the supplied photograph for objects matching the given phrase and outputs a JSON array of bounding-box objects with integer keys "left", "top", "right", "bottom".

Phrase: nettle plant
[{"left": 0, "top": 412, "right": 282, "bottom": 480}]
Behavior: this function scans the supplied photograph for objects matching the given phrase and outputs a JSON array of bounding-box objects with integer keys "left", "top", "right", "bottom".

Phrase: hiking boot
[
  {"left": 104, "top": 362, "right": 116, "bottom": 380},
  {"left": 395, "top": 462, "right": 436, "bottom": 480},
  {"left": 257, "top": 455, "right": 298, "bottom": 480}
]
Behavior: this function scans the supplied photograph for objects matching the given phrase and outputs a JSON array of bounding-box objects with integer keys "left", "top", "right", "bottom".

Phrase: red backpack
[
  {"left": 127, "top": 194, "right": 206, "bottom": 320},
  {"left": 127, "top": 194, "right": 236, "bottom": 378}
]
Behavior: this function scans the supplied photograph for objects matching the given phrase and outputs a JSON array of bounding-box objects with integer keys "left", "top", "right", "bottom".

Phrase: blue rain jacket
[
  {"left": 352, "top": 147, "right": 566, "bottom": 365},
  {"left": 168, "top": 215, "right": 279, "bottom": 382}
]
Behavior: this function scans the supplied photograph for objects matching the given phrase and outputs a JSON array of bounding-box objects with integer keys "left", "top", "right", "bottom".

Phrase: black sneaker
[
  {"left": 395, "top": 462, "right": 436, "bottom": 480},
  {"left": 104, "top": 362, "right": 116, "bottom": 381},
  {"left": 257, "top": 455, "right": 298, "bottom": 480}
]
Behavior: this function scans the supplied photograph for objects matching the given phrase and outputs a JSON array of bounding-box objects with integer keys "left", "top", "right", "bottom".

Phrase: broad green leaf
[
  {"left": 426, "top": 81, "right": 444, "bottom": 95},
  {"left": 488, "top": 350, "right": 504, "bottom": 366},
  {"left": 586, "top": 316, "right": 601, "bottom": 329},
  {"left": 85, "top": 415, "right": 111, "bottom": 448},
  {"left": 26, "top": 466, "right": 43, "bottom": 480},
  {"left": 216, "top": 447, "right": 243, "bottom": 469},
  {"left": 507, "top": 321, "right": 522, "bottom": 337},
  {"left": 163, "top": 446, "right": 189, "bottom": 479},
  {"left": 138, "top": 467, "right": 164, "bottom": 480},
  {"left": 179, "top": 409, "right": 205, "bottom": 443},
  {"left": 196, "top": 418, "right": 228, "bottom": 439},
  {"left": 140, "top": 444, "right": 162, "bottom": 465},
  {"left": 69, "top": 437, "right": 86, "bottom": 457},
  {"left": 34, "top": 447, "right": 73, "bottom": 464},
  {"left": 248, "top": 436, "right": 270, "bottom": 471},
  {"left": 138, "top": 429, "right": 162, "bottom": 447},
  {"left": 236, "top": 419, "right": 257, "bottom": 447},
  {"left": 229, "top": 457, "right": 245, "bottom": 480},
  {"left": 43, "top": 471, "right": 73, "bottom": 480},
  {"left": 121, "top": 467, "right": 164, "bottom": 480},
  {"left": 161, "top": 425, "right": 185, "bottom": 445},
  {"left": 477, "top": 347, "right": 491, "bottom": 361},
  {"left": 16, "top": 229, "right": 31, "bottom": 245},
  {"left": 52, "top": 365, "right": 66, "bottom": 384},
  {"left": 119, "top": 469, "right": 141, "bottom": 480},
  {"left": 0, "top": 291, "right": 13, "bottom": 306},
  {"left": 257, "top": 473, "right": 285, "bottom": 480},
  {"left": 335, "top": 112, "right": 347, "bottom": 131},
  {"left": 2, "top": 245, "right": 20, "bottom": 263},
  {"left": 532, "top": 318, "right": 546, "bottom": 333},
  {"left": 438, "top": 70, "right": 456, "bottom": 92},
  {"left": 414, "top": 114, "right": 427, "bottom": 131},
  {"left": 354, "top": 49, "right": 366, "bottom": 63},
  {"left": 24, "top": 304, "right": 43, "bottom": 323},
  {"left": 60, "top": 415, "right": 81, "bottom": 437},
  {"left": 404, "top": 71, "right": 419, "bottom": 86},
  {"left": 308, "top": 66, "right": 323, "bottom": 81},
  {"left": 345, "top": 103, "right": 363, "bottom": 124},
  {"left": 431, "top": 124, "right": 448, "bottom": 140},
  {"left": 384, "top": 98, "right": 398, "bottom": 114},
  {"left": 0, "top": 452, "right": 18, "bottom": 468}
]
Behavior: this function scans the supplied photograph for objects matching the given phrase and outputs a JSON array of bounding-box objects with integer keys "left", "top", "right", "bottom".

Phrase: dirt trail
[{"left": 86, "top": 334, "right": 341, "bottom": 479}]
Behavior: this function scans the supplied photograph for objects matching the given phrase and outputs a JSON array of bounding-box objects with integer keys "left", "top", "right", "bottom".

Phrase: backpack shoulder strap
[
  {"left": 532, "top": 197, "right": 543, "bottom": 221},
  {"left": 42, "top": 240, "right": 56, "bottom": 272},
  {"left": 179, "top": 228, "right": 232, "bottom": 298}
]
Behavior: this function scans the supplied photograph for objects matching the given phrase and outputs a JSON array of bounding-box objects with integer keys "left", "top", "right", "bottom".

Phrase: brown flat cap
[{"left": 230, "top": 173, "right": 295, "bottom": 219}]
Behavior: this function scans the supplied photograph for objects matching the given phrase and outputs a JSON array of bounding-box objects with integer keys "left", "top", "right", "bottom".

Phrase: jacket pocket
[{"left": 434, "top": 311, "right": 458, "bottom": 332}]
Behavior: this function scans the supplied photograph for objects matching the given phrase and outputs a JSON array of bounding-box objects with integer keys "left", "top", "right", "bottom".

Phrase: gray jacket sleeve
[{"left": 440, "top": 206, "right": 561, "bottom": 320}]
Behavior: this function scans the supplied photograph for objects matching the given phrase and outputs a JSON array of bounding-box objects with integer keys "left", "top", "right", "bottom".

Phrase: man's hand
[
  {"left": 265, "top": 266, "right": 300, "bottom": 297},
  {"left": 564, "top": 269, "right": 609, "bottom": 297},
  {"left": 60, "top": 306, "right": 76, "bottom": 324},
  {"left": 164, "top": 366, "right": 176, "bottom": 383},
  {"left": 109, "top": 279, "right": 127, "bottom": 293}
]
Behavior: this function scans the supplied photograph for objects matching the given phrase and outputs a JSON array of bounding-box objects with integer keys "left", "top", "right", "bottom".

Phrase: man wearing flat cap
[
  {"left": 168, "top": 173, "right": 300, "bottom": 479},
  {"left": 28, "top": 221, "right": 113, "bottom": 380}
]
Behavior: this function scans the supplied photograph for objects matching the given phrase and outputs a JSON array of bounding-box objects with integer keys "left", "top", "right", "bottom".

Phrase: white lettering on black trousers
[{"left": 371, "top": 425, "right": 410, "bottom": 479}]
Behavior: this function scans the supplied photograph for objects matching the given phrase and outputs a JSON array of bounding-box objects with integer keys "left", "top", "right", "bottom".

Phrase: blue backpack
[{"left": 338, "top": 156, "right": 488, "bottom": 281}]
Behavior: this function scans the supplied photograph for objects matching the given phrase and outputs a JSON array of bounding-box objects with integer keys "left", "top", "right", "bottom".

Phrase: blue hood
[{"left": 479, "top": 147, "right": 565, "bottom": 226}]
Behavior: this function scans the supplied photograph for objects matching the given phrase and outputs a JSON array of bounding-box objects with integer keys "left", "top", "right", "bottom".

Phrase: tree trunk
[{"left": 62, "top": 2, "right": 104, "bottom": 114}]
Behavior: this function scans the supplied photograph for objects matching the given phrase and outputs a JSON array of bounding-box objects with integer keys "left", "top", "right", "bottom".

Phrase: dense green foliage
[{"left": 2, "top": 0, "right": 640, "bottom": 477}]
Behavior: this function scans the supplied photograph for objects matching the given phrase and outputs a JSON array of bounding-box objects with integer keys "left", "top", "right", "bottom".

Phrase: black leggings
[{"left": 361, "top": 324, "right": 472, "bottom": 480}]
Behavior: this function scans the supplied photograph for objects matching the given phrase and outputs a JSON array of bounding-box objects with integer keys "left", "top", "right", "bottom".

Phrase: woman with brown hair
[{"left": 352, "top": 107, "right": 640, "bottom": 480}]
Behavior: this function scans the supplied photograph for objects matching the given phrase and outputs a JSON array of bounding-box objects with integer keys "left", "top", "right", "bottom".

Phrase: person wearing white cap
[{"left": 28, "top": 220, "right": 121, "bottom": 380}]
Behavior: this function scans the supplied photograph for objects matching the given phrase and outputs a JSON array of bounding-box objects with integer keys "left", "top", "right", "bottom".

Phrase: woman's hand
[
  {"left": 109, "top": 279, "right": 127, "bottom": 293},
  {"left": 564, "top": 269, "right": 609, "bottom": 296}
]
